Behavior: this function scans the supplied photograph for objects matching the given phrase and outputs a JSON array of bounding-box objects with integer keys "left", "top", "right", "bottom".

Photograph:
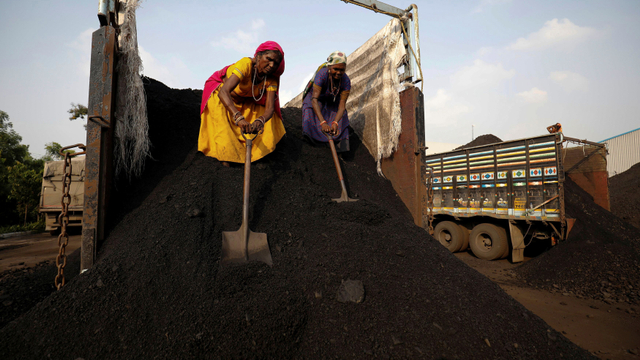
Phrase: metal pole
[{"left": 81, "top": 25, "right": 116, "bottom": 272}]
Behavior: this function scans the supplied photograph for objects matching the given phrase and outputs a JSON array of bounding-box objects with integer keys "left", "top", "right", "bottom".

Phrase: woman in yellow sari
[{"left": 198, "top": 41, "right": 285, "bottom": 165}]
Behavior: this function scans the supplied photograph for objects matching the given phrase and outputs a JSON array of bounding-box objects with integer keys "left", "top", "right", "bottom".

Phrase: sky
[{"left": 1, "top": 0, "right": 639, "bottom": 158}]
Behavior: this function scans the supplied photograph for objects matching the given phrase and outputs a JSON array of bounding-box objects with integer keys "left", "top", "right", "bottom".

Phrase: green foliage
[
  {"left": 68, "top": 103, "right": 88, "bottom": 121},
  {"left": 0, "top": 218, "right": 45, "bottom": 235},
  {"left": 0, "top": 110, "right": 45, "bottom": 226},
  {"left": 42, "top": 142, "right": 75, "bottom": 162},
  {"left": 7, "top": 161, "right": 43, "bottom": 224},
  {"left": 0, "top": 110, "right": 30, "bottom": 167}
]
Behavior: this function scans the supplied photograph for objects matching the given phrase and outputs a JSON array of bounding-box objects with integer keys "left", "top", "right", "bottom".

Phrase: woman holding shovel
[
  {"left": 301, "top": 51, "right": 352, "bottom": 151},
  {"left": 198, "top": 41, "right": 285, "bottom": 166}
]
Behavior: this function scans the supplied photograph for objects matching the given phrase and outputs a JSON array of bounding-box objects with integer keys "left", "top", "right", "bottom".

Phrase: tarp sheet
[{"left": 43, "top": 157, "right": 86, "bottom": 178}]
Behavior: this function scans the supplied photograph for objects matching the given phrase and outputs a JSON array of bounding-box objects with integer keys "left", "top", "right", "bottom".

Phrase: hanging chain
[
  {"left": 55, "top": 144, "right": 86, "bottom": 290},
  {"left": 426, "top": 167, "right": 435, "bottom": 235}
]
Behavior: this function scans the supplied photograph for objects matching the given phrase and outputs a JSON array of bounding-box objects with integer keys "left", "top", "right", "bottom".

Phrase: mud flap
[{"left": 508, "top": 221, "right": 525, "bottom": 263}]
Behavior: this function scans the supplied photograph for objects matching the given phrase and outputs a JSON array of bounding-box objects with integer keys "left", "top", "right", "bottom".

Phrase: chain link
[
  {"left": 54, "top": 144, "right": 86, "bottom": 290},
  {"left": 426, "top": 167, "right": 435, "bottom": 235}
]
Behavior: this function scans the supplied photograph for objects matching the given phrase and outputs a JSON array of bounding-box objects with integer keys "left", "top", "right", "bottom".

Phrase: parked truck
[
  {"left": 39, "top": 157, "right": 85, "bottom": 234},
  {"left": 424, "top": 133, "right": 574, "bottom": 263}
]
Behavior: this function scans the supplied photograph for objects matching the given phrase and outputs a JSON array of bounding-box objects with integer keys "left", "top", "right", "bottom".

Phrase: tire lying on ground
[
  {"left": 469, "top": 223, "right": 508, "bottom": 260},
  {"left": 434, "top": 221, "right": 465, "bottom": 252}
]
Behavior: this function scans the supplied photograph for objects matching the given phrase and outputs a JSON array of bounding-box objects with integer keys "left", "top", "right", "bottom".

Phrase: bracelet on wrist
[{"left": 319, "top": 121, "right": 327, "bottom": 126}]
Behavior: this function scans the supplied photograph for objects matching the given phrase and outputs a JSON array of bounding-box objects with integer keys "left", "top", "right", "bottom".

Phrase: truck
[
  {"left": 39, "top": 157, "right": 85, "bottom": 235},
  {"left": 423, "top": 132, "right": 607, "bottom": 263}
]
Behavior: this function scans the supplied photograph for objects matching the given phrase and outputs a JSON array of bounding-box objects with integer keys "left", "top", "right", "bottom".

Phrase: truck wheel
[
  {"left": 434, "top": 221, "right": 464, "bottom": 252},
  {"left": 458, "top": 224, "right": 470, "bottom": 251},
  {"left": 469, "top": 223, "right": 508, "bottom": 260},
  {"left": 500, "top": 240, "right": 510, "bottom": 259}
]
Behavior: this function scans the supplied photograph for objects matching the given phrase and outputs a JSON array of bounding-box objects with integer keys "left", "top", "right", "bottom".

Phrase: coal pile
[
  {"left": 455, "top": 134, "right": 503, "bottom": 150},
  {"left": 610, "top": 162, "right": 640, "bottom": 230},
  {"left": 0, "top": 78, "right": 593, "bottom": 359},
  {"left": 515, "top": 177, "right": 640, "bottom": 305},
  {"left": 0, "top": 252, "right": 80, "bottom": 328}
]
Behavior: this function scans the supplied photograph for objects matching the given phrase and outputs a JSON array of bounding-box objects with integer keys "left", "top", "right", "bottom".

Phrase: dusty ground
[
  {"left": 0, "top": 232, "right": 81, "bottom": 273},
  {"left": 455, "top": 251, "right": 640, "bottom": 360}
]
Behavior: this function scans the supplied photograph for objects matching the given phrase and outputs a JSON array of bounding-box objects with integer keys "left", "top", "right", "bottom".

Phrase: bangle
[
  {"left": 256, "top": 117, "right": 265, "bottom": 126},
  {"left": 319, "top": 121, "right": 327, "bottom": 126},
  {"left": 332, "top": 122, "right": 339, "bottom": 127},
  {"left": 234, "top": 111, "right": 242, "bottom": 119},
  {"left": 234, "top": 115, "right": 244, "bottom": 126}
]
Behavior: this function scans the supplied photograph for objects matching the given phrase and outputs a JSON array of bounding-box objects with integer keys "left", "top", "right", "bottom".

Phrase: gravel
[{"left": 515, "top": 176, "right": 640, "bottom": 305}]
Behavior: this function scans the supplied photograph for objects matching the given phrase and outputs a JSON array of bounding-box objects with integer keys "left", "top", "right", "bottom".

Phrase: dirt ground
[
  {"left": 0, "top": 232, "right": 81, "bottom": 273},
  {"left": 455, "top": 251, "right": 640, "bottom": 360}
]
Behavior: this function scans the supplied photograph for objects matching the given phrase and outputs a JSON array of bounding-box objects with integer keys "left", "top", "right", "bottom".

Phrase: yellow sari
[{"left": 198, "top": 57, "right": 286, "bottom": 163}]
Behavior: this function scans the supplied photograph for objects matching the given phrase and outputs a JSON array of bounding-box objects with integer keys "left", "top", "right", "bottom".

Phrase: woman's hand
[
  {"left": 322, "top": 121, "right": 339, "bottom": 136},
  {"left": 330, "top": 122, "right": 340, "bottom": 136},
  {"left": 321, "top": 121, "right": 331, "bottom": 134},
  {"left": 236, "top": 118, "right": 252, "bottom": 134},
  {"left": 251, "top": 117, "right": 265, "bottom": 134}
]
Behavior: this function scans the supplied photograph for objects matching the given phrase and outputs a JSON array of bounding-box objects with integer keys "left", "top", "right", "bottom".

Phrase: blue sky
[{"left": 1, "top": 0, "right": 639, "bottom": 157}]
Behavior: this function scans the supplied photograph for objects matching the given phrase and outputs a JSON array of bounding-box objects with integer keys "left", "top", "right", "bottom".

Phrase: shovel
[
  {"left": 221, "top": 131, "right": 273, "bottom": 266},
  {"left": 325, "top": 132, "right": 358, "bottom": 203}
]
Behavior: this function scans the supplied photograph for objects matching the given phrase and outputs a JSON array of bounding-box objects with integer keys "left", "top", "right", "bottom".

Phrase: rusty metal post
[
  {"left": 380, "top": 86, "right": 426, "bottom": 227},
  {"left": 81, "top": 25, "right": 116, "bottom": 272}
]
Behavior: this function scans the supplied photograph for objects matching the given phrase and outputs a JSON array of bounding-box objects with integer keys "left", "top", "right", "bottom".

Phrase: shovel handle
[
  {"left": 240, "top": 130, "right": 258, "bottom": 142},
  {"left": 327, "top": 138, "right": 345, "bottom": 182}
]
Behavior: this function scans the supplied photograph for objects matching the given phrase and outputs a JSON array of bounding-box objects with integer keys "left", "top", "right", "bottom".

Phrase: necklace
[
  {"left": 329, "top": 75, "right": 340, "bottom": 102},
  {"left": 252, "top": 67, "right": 267, "bottom": 102}
]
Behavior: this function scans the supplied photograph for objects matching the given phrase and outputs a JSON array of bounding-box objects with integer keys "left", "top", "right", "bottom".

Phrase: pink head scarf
[{"left": 200, "top": 41, "right": 285, "bottom": 119}]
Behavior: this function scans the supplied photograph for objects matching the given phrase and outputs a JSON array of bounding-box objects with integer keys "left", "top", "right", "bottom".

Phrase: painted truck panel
[{"left": 425, "top": 134, "right": 563, "bottom": 223}]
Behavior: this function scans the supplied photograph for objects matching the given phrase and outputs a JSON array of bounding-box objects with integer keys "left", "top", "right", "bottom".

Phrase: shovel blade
[
  {"left": 221, "top": 229, "right": 272, "bottom": 266},
  {"left": 332, "top": 189, "right": 358, "bottom": 203}
]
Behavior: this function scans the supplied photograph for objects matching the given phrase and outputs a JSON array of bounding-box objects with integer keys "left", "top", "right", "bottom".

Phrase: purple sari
[{"left": 302, "top": 67, "right": 351, "bottom": 144}]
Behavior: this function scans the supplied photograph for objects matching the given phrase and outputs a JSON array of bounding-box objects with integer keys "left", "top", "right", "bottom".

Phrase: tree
[
  {"left": 7, "top": 162, "right": 42, "bottom": 225},
  {"left": 1, "top": 110, "right": 32, "bottom": 226},
  {"left": 42, "top": 142, "right": 75, "bottom": 162},
  {"left": 1, "top": 110, "right": 45, "bottom": 227},
  {"left": 0, "top": 110, "right": 29, "bottom": 167},
  {"left": 68, "top": 103, "right": 88, "bottom": 121}
]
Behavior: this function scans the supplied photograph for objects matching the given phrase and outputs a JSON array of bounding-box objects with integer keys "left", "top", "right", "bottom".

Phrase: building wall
[{"left": 601, "top": 128, "right": 640, "bottom": 177}]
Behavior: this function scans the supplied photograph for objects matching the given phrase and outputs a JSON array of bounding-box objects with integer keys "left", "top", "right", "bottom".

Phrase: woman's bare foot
[{"left": 221, "top": 161, "right": 230, "bottom": 167}]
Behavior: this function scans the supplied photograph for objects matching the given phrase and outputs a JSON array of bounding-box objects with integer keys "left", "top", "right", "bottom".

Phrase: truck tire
[
  {"left": 469, "top": 223, "right": 508, "bottom": 261},
  {"left": 500, "top": 240, "right": 510, "bottom": 259},
  {"left": 458, "top": 224, "right": 470, "bottom": 251},
  {"left": 434, "top": 221, "right": 464, "bottom": 252}
]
